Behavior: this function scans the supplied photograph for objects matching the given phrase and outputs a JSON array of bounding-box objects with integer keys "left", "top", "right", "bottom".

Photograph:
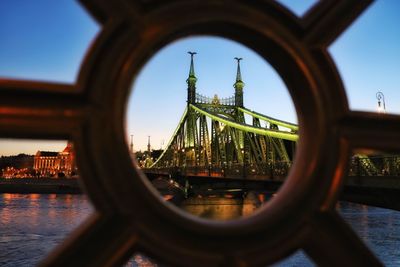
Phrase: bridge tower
[
  {"left": 187, "top": 52, "right": 197, "bottom": 104},
  {"left": 233, "top": 57, "right": 248, "bottom": 164},
  {"left": 185, "top": 52, "right": 198, "bottom": 166},
  {"left": 234, "top": 57, "right": 244, "bottom": 107}
]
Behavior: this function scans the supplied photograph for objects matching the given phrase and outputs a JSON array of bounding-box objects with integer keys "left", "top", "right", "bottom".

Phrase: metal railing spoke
[
  {"left": 339, "top": 112, "right": 400, "bottom": 151},
  {"left": 303, "top": 0, "right": 374, "bottom": 46},
  {"left": 0, "top": 80, "right": 89, "bottom": 138},
  {"left": 304, "top": 211, "right": 382, "bottom": 266},
  {"left": 39, "top": 213, "right": 139, "bottom": 267}
]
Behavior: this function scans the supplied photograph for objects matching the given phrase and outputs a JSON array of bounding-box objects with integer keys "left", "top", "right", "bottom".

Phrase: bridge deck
[{"left": 143, "top": 167, "right": 400, "bottom": 211}]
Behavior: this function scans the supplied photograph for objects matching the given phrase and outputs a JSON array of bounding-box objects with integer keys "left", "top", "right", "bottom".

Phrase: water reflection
[
  {"left": 179, "top": 191, "right": 270, "bottom": 220},
  {"left": 338, "top": 202, "right": 400, "bottom": 266},
  {"left": 1, "top": 194, "right": 399, "bottom": 266},
  {"left": 153, "top": 176, "right": 275, "bottom": 220},
  {"left": 0, "top": 194, "right": 93, "bottom": 267}
]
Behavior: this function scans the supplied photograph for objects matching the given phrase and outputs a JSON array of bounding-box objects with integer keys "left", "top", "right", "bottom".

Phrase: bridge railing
[
  {"left": 195, "top": 93, "right": 235, "bottom": 106},
  {"left": 143, "top": 161, "right": 292, "bottom": 180},
  {"left": 144, "top": 155, "right": 400, "bottom": 180}
]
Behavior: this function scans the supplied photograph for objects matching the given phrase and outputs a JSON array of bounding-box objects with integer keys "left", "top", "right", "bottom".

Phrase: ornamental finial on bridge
[
  {"left": 234, "top": 57, "right": 243, "bottom": 82},
  {"left": 188, "top": 51, "right": 197, "bottom": 78}
]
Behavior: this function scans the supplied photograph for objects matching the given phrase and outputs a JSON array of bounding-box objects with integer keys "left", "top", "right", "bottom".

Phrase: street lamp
[{"left": 376, "top": 91, "right": 386, "bottom": 113}]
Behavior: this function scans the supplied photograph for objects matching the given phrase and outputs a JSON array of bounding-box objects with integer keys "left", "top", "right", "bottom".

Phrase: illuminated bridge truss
[
  {"left": 152, "top": 101, "right": 298, "bottom": 170},
  {"left": 149, "top": 53, "right": 383, "bottom": 177},
  {"left": 150, "top": 98, "right": 385, "bottom": 177}
]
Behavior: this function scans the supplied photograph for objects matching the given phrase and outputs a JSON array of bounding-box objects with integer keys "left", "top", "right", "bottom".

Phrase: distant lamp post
[{"left": 376, "top": 91, "right": 386, "bottom": 113}]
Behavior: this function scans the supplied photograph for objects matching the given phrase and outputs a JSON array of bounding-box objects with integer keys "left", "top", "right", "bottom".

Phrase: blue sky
[{"left": 0, "top": 0, "right": 400, "bottom": 154}]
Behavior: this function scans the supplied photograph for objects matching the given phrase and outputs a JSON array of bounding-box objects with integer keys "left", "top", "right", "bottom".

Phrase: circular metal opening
[
  {"left": 72, "top": 1, "right": 350, "bottom": 265},
  {"left": 126, "top": 36, "right": 299, "bottom": 221}
]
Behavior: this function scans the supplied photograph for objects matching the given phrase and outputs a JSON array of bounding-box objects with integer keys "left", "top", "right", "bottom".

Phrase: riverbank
[{"left": 0, "top": 178, "right": 82, "bottom": 194}]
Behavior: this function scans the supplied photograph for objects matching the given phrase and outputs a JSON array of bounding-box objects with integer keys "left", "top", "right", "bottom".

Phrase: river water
[{"left": 0, "top": 193, "right": 399, "bottom": 266}]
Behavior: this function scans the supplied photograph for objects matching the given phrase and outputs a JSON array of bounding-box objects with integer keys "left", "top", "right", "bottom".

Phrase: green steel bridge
[
  {"left": 142, "top": 52, "right": 400, "bottom": 210},
  {"left": 145, "top": 52, "right": 396, "bottom": 181},
  {"left": 149, "top": 53, "right": 297, "bottom": 175}
]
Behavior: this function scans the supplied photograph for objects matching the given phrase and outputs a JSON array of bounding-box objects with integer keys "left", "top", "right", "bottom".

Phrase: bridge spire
[
  {"left": 130, "top": 135, "right": 134, "bottom": 153},
  {"left": 187, "top": 52, "right": 197, "bottom": 104},
  {"left": 234, "top": 57, "right": 245, "bottom": 107}
]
